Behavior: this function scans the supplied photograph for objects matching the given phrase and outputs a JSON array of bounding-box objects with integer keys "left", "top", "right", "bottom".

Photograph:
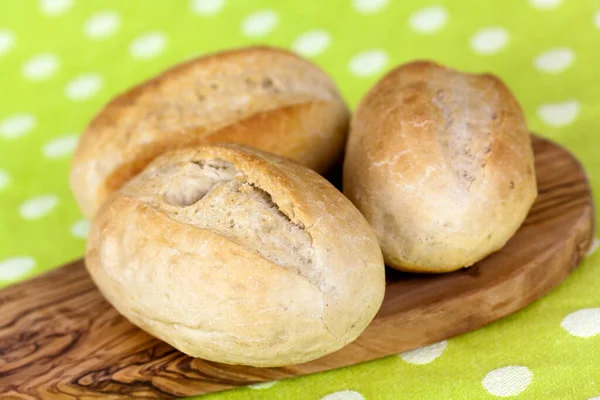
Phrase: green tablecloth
[{"left": 1, "top": 0, "right": 599, "bottom": 398}]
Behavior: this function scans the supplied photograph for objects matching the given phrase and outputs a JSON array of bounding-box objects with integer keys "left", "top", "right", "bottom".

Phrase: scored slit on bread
[{"left": 129, "top": 158, "right": 315, "bottom": 280}]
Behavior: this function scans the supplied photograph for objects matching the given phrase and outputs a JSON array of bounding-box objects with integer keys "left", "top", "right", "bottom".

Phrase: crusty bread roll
[
  {"left": 86, "top": 144, "right": 385, "bottom": 366},
  {"left": 344, "top": 61, "right": 537, "bottom": 273},
  {"left": 71, "top": 46, "right": 349, "bottom": 218}
]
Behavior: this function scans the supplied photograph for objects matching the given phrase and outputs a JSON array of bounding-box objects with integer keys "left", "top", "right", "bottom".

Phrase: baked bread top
[
  {"left": 344, "top": 61, "right": 537, "bottom": 272},
  {"left": 71, "top": 46, "right": 349, "bottom": 217},
  {"left": 86, "top": 144, "right": 385, "bottom": 366}
]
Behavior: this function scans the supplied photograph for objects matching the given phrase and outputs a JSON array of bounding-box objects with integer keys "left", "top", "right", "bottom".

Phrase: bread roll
[
  {"left": 344, "top": 61, "right": 537, "bottom": 273},
  {"left": 86, "top": 144, "right": 385, "bottom": 366},
  {"left": 71, "top": 46, "right": 349, "bottom": 218}
]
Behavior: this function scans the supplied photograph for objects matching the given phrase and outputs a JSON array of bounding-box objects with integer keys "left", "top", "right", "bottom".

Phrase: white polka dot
[
  {"left": 65, "top": 73, "right": 103, "bottom": 101},
  {"left": 249, "top": 381, "right": 278, "bottom": 390},
  {"left": 594, "top": 10, "right": 600, "bottom": 29},
  {"left": 84, "top": 11, "right": 121, "bottom": 39},
  {"left": 0, "top": 169, "right": 11, "bottom": 191},
  {"left": 352, "top": 0, "right": 389, "bottom": 14},
  {"left": 320, "top": 390, "right": 365, "bottom": 400},
  {"left": 529, "top": 0, "right": 562, "bottom": 10},
  {"left": 190, "top": 0, "right": 225, "bottom": 16},
  {"left": 470, "top": 27, "right": 510, "bottom": 55},
  {"left": 292, "top": 30, "right": 331, "bottom": 57},
  {"left": 537, "top": 100, "right": 579, "bottom": 127},
  {"left": 0, "top": 114, "right": 36, "bottom": 139},
  {"left": 483, "top": 366, "right": 533, "bottom": 397},
  {"left": 408, "top": 6, "right": 448, "bottom": 34},
  {"left": 71, "top": 219, "right": 90, "bottom": 239},
  {"left": 587, "top": 237, "right": 599, "bottom": 257},
  {"left": 534, "top": 48, "right": 574, "bottom": 73},
  {"left": 349, "top": 49, "right": 388, "bottom": 77},
  {"left": 19, "top": 195, "right": 59, "bottom": 220},
  {"left": 587, "top": 397, "right": 600, "bottom": 400},
  {"left": 399, "top": 340, "right": 448, "bottom": 364},
  {"left": 22, "top": 53, "right": 60, "bottom": 81},
  {"left": 0, "top": 257, "right": 36, "bottom": 281},
  {"left": 39, "top": 0, "right": 74, "bottom": 16},
  {"left": 130, "top": 32, "right": 168, "bottom": 60},
  {"left": 561, "top": 308, "right": 600, "bottom": 337},
  {"left": 42, "top": 134, "right": 79, "bottom": 159},
  {"left": 241, "top": 10, "right": 278, "bottom": 38},
  {"left": 0, "top": 29, "right": 15, "bottom": 57}
]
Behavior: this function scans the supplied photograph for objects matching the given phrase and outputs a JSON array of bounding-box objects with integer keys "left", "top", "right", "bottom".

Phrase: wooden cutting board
[{"left": 0, "top": 136, "right": 594, "bottom": 399}]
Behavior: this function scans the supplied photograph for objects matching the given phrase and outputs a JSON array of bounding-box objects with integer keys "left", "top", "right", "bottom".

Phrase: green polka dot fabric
[{"left": 1, "top": 0, "right": 599, "bottom": 398}]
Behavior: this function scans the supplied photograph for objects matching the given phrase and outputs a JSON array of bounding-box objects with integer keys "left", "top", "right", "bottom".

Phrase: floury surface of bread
[
  {"left": 86, "top": 144, "right": 385, "bottom": 367},
  {"left": 344, "top": 61, "right": 537, "bottom": 273},
  {"left": 70, "top": 46, "right": 349, "bottom": 218}
]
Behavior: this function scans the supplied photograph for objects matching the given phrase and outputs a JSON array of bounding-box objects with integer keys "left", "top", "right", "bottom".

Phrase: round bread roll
[
  {"left": 344, "top": 61, "right": 537, "bottom": 273},
  {"left": 86, "top": 144, "right": 385, "bottom": 367},
  {"left": 71, "top": 46, "right": 349, "bottom": 218}
]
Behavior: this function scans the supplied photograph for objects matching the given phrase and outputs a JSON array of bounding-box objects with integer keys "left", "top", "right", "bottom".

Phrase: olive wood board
[{"left": 0, "top": 136, "right": 594, "bottom": 399}]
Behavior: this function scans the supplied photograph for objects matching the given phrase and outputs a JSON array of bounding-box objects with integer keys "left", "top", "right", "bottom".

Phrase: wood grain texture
[{"left": 0, "top": 136, "right": 594, "bottom": 399}]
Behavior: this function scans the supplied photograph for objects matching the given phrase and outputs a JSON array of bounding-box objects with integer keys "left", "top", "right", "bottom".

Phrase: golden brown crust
[
  {"left": 344, "top": 61, "right": 537, "bottom": 273},
  {"left": 71, "top": 46, "right": 349, "bottom": 218},
  {"left": 86, "top": 144, "right": 385, "bottom": 366}
]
